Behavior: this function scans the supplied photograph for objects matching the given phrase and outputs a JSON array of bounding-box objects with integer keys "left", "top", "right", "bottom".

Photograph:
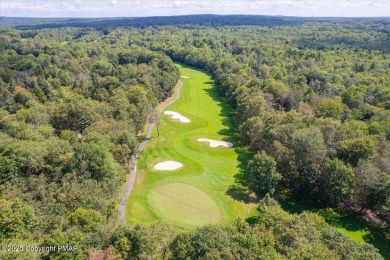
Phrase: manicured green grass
[
  {"left": 149, "top": 183, "right": 221, "bottom": 226},
  {"left": 126, "top": 64, "right": 255, "bottom": 229}
]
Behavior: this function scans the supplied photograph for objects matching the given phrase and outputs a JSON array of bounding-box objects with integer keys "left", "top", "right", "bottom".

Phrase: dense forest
[
  {"left": 0, "top": 25, "right": 180, "bottom": 259},
  {"left": 0, "top": 15, "right": 389, "bottom": 259},
  {"left": 150, "top": 23, "right": 390, "bottom": 219}
]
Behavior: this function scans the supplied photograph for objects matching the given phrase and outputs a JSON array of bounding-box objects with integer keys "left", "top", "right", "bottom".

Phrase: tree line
[
  {"left": 0, "top": 26, "right": 179, "bottom": 258},
  {"left": 0, "top": 17, "right": 389, "bottom": 258},
  {"left": 140, "top": 24, "right": 390, "bottom": 224}
]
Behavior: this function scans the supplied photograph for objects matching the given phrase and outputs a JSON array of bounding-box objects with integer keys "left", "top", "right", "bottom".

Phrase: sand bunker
[
  {"left": 164, "top": 111, "right": 190, "bottom": 123},
  {"left": 197, "top": 138, "right": 233, "bottom": 148},
  {"left": 181, "top": 76, "right": 190, "bottom": 78},
  {"left": 154, "top": 160, "right": 183, "bottom": 171}
]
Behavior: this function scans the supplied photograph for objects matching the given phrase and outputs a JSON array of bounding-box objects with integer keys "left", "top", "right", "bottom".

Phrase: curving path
[
  {"left": 119, "top": 81, "right": 183, "bottom": 222},
  {"left": 126, "top": 64, "right": 256, "bottom": 228}
]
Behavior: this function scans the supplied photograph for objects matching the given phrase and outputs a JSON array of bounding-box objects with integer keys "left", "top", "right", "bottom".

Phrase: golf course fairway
[{"left": 126, "top": 64, "right": 256, "bottom": 228}]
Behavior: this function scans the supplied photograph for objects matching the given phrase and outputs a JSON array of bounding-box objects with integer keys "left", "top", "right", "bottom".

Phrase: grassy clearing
[
  {"left": 126, "top": 64, "right": 256, "bottom": 229},
  {"left": 279, "top": 196, "right": 390, "bottom": 259},
  {"left": 149, "top": 183, "right": 221, "bottom": 226}
]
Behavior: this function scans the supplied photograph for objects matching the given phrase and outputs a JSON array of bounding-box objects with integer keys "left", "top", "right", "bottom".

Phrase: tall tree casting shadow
[{"left": 203, "top": 81, "right": 257, "bottom": 204}]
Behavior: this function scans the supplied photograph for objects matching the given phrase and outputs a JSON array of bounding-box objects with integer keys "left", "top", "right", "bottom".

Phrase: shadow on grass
[
  {"left": 226, "top": 183, "right": 259, "bottom": 204},
  {"left": 335, "top": 215, "right": 390, "bottom": 259},
  {"left": 198, "top": 67, "right": 390, "bottom": 259},
  {"left": 203, "top": 81, "right": 258, "bottom": 205},
  {"left": 278, "top": 195, "right": 318, "bottom": 214},
  {"left": 186, "top": 64, "right": 390, "bottom": 259},
  {"left": 203, "top": 85, "right": 237, "bottom": 142},
  {"left": 365, "top": 231, "right": 390, "bottom": 260},
  {"left": 317, "top": 209, "right": 369, "bottom": 232},
  {"left": 225, "top": 146, "right": 258, "bottom": 204},
  {"left": 279, "top": 195, "right": 390, "bottom": 259},
  {"left": 246, "top": 216, "right": 260, "bottom": 225},
  {"left": 226, "top": 185, "right": 252, "bottom": 203}
]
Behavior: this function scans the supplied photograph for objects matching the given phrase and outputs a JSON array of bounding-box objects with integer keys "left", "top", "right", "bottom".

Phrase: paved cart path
[{"left": 119, "top": 81, "right": 183, "bottom": 222}]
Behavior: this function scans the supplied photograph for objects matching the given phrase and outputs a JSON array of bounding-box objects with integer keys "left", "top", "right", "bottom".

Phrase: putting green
[
  {"left": 149, "top": 183, "right": 221, "bottom": 226},
  {"left": 126, "top": 63, "right": 256, "bottom": 228}
]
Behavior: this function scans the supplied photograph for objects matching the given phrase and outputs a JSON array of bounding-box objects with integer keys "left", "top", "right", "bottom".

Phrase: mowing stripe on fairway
[
  {"left": 126, "top": 63, "right": 257, "bottom": 228},
  {"left": 149, "top": 183, "right": 221, "bottom": 226}
]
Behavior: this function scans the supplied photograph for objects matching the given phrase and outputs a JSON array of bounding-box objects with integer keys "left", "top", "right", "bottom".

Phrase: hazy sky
[{"left": 1, "top": 0, "right": 389, "bottom": 18}]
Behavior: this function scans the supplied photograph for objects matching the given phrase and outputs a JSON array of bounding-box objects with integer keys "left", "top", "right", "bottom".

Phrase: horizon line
[{"left": 1, "top": 14, "right": 390, "bottom": 19}]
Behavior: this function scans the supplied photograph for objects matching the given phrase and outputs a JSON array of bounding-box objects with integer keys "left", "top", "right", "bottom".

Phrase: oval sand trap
[
  {"left": 149, "top": 183, "right": 221, "bottom": 226},
  {"left": 164, "top": 111, "right": 190, "bottom": 123},
  {"left": 197, "top": 138, "right": 233, "bottom": 148},
  {"left": 154, "top": 160, "right": 183, "bottom": 171},
  {"left": 181, "top": 76, "right": 190, "bottom": 78}
]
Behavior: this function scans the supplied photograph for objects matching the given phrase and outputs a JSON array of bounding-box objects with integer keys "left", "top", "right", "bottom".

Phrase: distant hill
[{"left": 1, "top": 15, "right": 389, "bottom": 30}]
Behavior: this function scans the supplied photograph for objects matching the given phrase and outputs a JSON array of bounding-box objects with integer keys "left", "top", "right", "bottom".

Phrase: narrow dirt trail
[{"left": 118, "top": 81, "right": 183, "bottom": 222}]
